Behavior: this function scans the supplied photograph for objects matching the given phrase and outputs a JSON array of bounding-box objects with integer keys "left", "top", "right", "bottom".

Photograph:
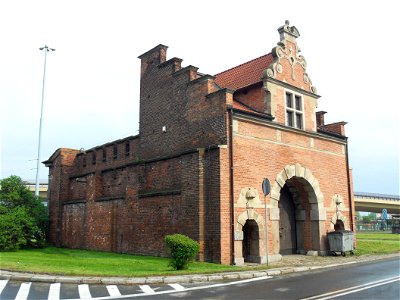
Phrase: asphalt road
[
  {"left": 133, "top": 256, "right": 400, "bottom": 300},
  {"left": 0, "top": 256, "right": 399, "bottom": 299}
]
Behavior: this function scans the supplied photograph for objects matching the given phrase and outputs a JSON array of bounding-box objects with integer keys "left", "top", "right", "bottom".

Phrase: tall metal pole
[{"left": 35, "top": 45, "right": 55, "bottom": 197}]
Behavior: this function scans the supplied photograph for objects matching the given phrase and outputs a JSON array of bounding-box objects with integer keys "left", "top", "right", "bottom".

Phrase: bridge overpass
[{"left": 354, "top": 192, "right": 400, "bottom": 214}]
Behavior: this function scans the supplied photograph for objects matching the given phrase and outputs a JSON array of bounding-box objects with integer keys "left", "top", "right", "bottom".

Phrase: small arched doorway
[
  {"left": 242, "top": 220, "right": 260, "bottom": 263},
  {"left": 334, "top": 220, "right": 345, "bottom": 231},
  {"left": 279, "top": 185, "right": 297, "bottom": 254}
]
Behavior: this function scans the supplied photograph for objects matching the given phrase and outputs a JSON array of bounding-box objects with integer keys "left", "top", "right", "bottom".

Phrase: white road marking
[
  {"left": 106, "top": 285, "right": 121, "bottom": 297},
  {"left": 15, "top": 282, "right": 31, "bottom": 300},
  {"left": 78, "top": 284, "right": 92, "bottom": 299},
  {"left": 139, "top": 285, "right": 155, "bottom": 294},
  {"left": 300, "top": 276, "right": 400, "bottom": 300},
  {"left": 48, "top": 282, "right": 61, "bottom": 300},
  {"left": 169, "top": 283, "right": 185, "bottom": 291},
  {"left": 0, "top": 280, "right": 8, "bottom": 294},
  {"left": 89, "top": 276, "right": 272, "bottom": 299}
]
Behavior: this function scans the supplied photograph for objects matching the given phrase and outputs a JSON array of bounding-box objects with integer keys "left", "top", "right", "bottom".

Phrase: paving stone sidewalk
[{"left": 1, "top": 253, "right": 398, "bottom": 285}]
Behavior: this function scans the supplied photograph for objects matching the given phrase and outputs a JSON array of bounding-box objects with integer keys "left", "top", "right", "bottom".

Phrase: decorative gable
[{"left": 263, "top": 20, "right": 317, "bottom": 94}]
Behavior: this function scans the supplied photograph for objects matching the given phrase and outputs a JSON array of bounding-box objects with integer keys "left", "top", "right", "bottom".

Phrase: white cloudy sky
[{"left": 1, "top": 0, "right": 399, "bottom": 195}]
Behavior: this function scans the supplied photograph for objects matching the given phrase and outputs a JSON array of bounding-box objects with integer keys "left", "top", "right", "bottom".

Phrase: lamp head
[{"left": 39, "top": 45, "right": 55, "bottom": 51}]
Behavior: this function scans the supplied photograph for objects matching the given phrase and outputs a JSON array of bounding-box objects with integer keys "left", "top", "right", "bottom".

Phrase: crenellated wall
[{"left": 137, "top": 44, "right": 230, "bottom": 160}]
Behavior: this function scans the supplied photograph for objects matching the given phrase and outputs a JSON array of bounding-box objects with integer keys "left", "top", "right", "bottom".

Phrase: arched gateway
[{"left": 234, "top": 163, "right": 327, "bottom": 265}]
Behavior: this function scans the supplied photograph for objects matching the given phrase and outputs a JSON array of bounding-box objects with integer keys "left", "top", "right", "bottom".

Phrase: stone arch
[
  {"left": 269, "top": 163, "right": 327, "bottom": 255},
  {"left": 330, "top": 194, "right": 350, "bottom": 230},
  {"left": 330, "top": 213, "right": 350, "bottom": 231},
  {"left": 236, "top": 210, "right": 265, "bottom": 232},
  {"left": 270, "top": 163, "right": 324, "bottom": 209},
  {"left": 234, "top": 210, "right": 265, "bottom": 265}
]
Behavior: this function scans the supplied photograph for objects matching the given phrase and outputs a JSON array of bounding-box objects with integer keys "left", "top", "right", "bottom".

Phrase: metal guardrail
[{"left": 354, "top": 192, "right": 400, "bottom": 201}]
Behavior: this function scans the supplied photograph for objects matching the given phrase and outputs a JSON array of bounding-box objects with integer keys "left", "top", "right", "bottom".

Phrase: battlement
[{"left": 137, "top": 44, "right": 229, "bottom": 159}]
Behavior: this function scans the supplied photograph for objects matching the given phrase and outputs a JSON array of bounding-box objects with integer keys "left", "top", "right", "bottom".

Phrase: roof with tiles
[
  {"left": 214, "top": 53, "right": 274, "bottom": 90},
  {"left": 232, "top": 99, "right": 272, "bottom": 118},
  {"left": 232, "top": 100, "right": 254, "bottom": 113}
]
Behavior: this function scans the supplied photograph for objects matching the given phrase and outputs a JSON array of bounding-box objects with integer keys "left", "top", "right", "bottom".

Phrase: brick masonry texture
[{"left": 44, "top": 22, "right": 354, "bottom": 265}]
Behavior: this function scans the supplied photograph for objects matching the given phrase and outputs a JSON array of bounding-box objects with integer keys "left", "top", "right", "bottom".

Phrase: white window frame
[{"left": 285, "top": 89, "right": 304, "bottom": 130}]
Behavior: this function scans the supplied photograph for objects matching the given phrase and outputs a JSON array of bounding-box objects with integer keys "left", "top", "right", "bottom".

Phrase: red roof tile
[
  {"left": 232, "top": 100, "right": 268, "bottom": 117},
  {"left": 233, "top": 100, "right": 254, "bottom": 113},
  {"left": 215, "top": 53, "right": 274, "bottom": 90}
]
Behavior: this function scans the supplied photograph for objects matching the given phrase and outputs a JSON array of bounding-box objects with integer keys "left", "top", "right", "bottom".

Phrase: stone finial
[
  {"left": 245, "top": 188, "right": 256, "bottom": 200},
  {"left": 278, "top": 20, "right": 300, "bottom": 42}
]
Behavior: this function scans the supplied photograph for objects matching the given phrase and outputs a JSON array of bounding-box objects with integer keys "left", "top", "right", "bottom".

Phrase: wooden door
[{"left": 279, "top": 185, "right": 297, "bottom": 255}]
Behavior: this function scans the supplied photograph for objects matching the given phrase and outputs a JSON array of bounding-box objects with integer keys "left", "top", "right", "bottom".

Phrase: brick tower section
[{"left": 137, "top": 44, "right": 228, "bottom": 159}]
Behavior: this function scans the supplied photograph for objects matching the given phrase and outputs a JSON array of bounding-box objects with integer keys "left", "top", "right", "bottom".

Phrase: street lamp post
[{"left": 35, "top": 45, "right": 55, "bottom": 198}]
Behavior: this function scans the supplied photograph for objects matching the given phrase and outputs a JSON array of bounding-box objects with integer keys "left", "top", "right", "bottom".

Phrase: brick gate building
[{"left": 45, "top": 21, "right": 355, "bottom": 265}]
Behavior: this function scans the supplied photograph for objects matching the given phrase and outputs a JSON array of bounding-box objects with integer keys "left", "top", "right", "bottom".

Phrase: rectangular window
[
  {"left": 92, "top": 152, "right": 96, "bottom": 165},
  {"left": 285, "top": 91, "right": 303, "bottom": 129},
  {"left": 83, "top": 156, "right": 87, "bottom": 168},
  {"left": 296, "top": 113, "right": 303, "bottom": 129},
  {"left": 102, "top": 148, "right": 107, "bottom": 162},
  {"left": 113, "top": 144, "right": 118, "bottom": 160},
  {"left": 125, "top": 141, "right": 130, "bottom": 157},
  {"left": 286, "top": 92, "right": 293, "bottom": 108},
  {"left": 295, "top": 95, "right": 301, "bottom": 110},
  {"left": 286, "top": 111, "right": 294, "bottom": 127}
]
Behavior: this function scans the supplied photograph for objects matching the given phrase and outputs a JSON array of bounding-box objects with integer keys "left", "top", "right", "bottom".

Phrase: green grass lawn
[
  {"left": 355, "top": 232, "right": 400, "bottom": 255},
  {"left": 0, "top": 247, "right": 243, "bottom": 277},
  {"left": 1, "top": 233, "right": 398, "bottom": 277}
]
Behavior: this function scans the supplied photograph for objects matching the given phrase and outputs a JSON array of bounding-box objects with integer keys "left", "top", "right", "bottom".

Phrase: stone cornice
[
  {"left": 264, "top": 77, "right": 320, "bottom": 99},
  {"left": 233, "top": 111, "right": 347, "bottom": 144}
]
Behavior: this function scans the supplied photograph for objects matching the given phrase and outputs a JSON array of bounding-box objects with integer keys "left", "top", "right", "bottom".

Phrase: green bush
[
  {"left": 0, "top": 207, "right": 37, "bottom": 251},
  {"left": 165, "top": 234, "right": 200, "bottom": 270},
  {"left": 0, "top": 175, "right": 48, "bottom": 251}
]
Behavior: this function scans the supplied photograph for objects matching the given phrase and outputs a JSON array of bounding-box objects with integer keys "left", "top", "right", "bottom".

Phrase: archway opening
[
  {"left": 334, "top": 220, "right": 345, "bottom": 231},
  {"left": 272, "top": 164, "right": 326, "bottom": 257},
  {"left": 242, "top": 219, "right": 260, "bottom": 263},
  {"left": 278, "top": 176, "right": 322, "bottom": 255}
]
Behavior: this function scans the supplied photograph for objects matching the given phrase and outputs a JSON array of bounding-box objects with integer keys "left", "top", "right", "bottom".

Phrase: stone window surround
[{"left": 285, "top": 88, "right": 304, "bottom": 130}]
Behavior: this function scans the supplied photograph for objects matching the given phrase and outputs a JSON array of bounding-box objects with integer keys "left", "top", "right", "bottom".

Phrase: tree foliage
[
  {"left": 165, "top": 234, "right": 199, "bottom": 270},
  {"left": 362, "top": 216, "right": 372, "bottom": 224},
  {"left": 0, "top": 175, "right": 48, "bottom": 251}
]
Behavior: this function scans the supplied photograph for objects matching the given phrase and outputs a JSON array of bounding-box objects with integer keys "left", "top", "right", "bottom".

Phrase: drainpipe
[
  {"left": 229, "top": 108, "right": 235, "bottom": 265},
  {"left": 345, "top": 139, "right": 354, "bottom": 231}
]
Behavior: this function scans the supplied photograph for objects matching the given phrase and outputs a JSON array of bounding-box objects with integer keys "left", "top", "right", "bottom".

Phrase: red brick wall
[
  {"left": 73, "top": 136, "right": 140, "bottom": 177},
  {"left": 62, "top": 203, "right": 86, "bottom": 248},
  {"left": 47, "top": 147, "right": 228, "bottom": 263},
  {"left": 219, "top": 146, "right": 233, "bottom": 264},
  {"left": 138, "top": 47, "right": 227, "bottom": 160},
  {"left": 234, "top": 83, "right": 265, "bottom": 112},
  {"left": 47, "top": 149, "right": 79, "bottom": 246},
  {"left": 232, "top": 116, "right": 351, "bottom": 252}
]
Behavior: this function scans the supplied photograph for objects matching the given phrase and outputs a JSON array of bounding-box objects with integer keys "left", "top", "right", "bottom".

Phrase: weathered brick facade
[{"left": 45, "top": 21, "right": 355, "bottom": 265}]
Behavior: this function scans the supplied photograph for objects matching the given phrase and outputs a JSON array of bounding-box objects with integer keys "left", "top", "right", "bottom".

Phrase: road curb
[
  {"left": 1, "top": 254, "right": 398, "bottom": 285},
  {"left": 0, "top": 264, "right": 336, "bottom": 285}
]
